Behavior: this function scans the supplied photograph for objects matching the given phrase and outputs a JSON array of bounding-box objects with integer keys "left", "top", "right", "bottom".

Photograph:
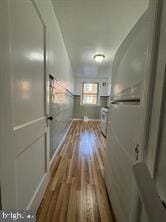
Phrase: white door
[
  {"left": 0, "top": 0, "right": 49, "bottom": 210},
  {"left": 105, "top": 103, "right": 140, "bottom": 222}
]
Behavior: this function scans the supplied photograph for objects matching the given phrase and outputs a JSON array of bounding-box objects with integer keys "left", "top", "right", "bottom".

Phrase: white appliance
[
  {"left": 104, "top": 13, "right": 148, "bottom": 222},
  {"left": 101, "top": 107, "right": 109, "bottom": 137}
]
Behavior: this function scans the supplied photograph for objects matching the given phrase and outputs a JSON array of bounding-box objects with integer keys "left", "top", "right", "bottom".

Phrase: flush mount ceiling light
[{"left": 93, "top": 54, "right": 105, "bottom": 63}]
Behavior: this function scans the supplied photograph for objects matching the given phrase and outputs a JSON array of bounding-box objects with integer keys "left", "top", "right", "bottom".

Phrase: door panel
[
  {"left": 14, "top": 117, "right": 47, "bottom": 156},
  {"left": 7, "top": 0, "right": 49, "bottom": 210},
  {"left": 105, "top": 103, "right": 140, "bottom": 222},
  {"left": 111, "top": 13, "right": 148, "bottom": 98},
  {"left": 15, "top": 135, "right": 46, "bottom": 209},
  {"left": 105, "top": 140, "right": 134, "bottom": 221},
  {"left": 10, "top": 0, "right": 45, "bottom": 127},
  {"left": 110, "top": 103, "right": 140, "bottom": 159}
]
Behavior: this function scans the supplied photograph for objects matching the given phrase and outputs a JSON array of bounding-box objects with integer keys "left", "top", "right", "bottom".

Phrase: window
[{"left": 82, "top": 83, "right": 99, "bottom": 105}]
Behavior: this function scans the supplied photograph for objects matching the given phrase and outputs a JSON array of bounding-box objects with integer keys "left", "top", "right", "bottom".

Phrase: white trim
[
  {"left": 49, "top": 119, "right": 73, "bottom": 167},
  {"left": 26, "top": 173, "right": 49, "bottom": 212},
  {"left": 88, "top": 119, "right": 101, "bottom": 121},
  {"left": 13, "top": 117, "right": 46, "bottom": 131},
  {"left": 146, "top": 0, "right": 166, "bottom": 176},
  {"left": 138, "top": 1, "right": 162, "bottom": 164},
  {"left": 73, "top": 118, "right": 100, "bottom": 122}
]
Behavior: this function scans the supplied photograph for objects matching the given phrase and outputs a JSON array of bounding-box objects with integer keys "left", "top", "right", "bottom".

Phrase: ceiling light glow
[{"left": 93, "top": 54, "right": 105, "bottom": 63}]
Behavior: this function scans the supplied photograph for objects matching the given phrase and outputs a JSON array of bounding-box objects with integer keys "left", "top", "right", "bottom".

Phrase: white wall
[
  {"left": 35, "top": 0, "right": 74, "bottom": 92},
  {"left": 74, "top": 78, "right": 108, "bottom": 96}
]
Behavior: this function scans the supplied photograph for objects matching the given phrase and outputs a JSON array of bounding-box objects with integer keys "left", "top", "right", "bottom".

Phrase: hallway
[
  {"left": 37, "top": 121, "right": 114, "bottom": 222},
  {"left": 2, "top": 1, "right": 166, "bottom": 221}
]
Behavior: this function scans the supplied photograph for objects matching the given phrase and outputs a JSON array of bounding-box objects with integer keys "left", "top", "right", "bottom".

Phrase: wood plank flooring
[{"left": 37, "top": 120, "right": 114, "bottom": 222}]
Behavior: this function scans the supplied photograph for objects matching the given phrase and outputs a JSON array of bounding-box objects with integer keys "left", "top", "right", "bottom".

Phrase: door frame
[
  {"left": 130, "top": 0, "right": 163, "bottom": 221},
  {"left": 145, "top": 0, "right": 166, "bottom": 178},
  {"left": 32, "top": 0, "right": 50, "bottom": 180},
  {"left": 138, "top": 0, "right": 162, "bottom": 164}
]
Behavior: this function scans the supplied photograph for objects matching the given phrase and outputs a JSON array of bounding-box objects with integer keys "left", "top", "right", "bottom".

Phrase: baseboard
[
  {"left": 27, "top": 173, "right": 49, "bottom": 212},
  {"left": 73, "top": 118, "right": 100, "bottom": 122},
  {"left": 50, "top": 119, "right": 73, "bottom": 169},
  {"left": 88, "top": 119, "right": 101, "bottom": 121}
]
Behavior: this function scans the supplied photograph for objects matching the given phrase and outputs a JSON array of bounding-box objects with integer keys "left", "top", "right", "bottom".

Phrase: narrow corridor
[{"left": 37, "top": 121, "right": 114, "bottom": 222}]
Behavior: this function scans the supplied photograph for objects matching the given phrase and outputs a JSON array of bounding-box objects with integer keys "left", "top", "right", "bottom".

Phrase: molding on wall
[
  {"left": 50, "top": 119, "right": 73, "bottom": 168},
  {"left": 49, "top": 74, "right": 74, "bottom": 97},
  {"left": 27, "top": 173, "right": 49, "bottom": 212}
]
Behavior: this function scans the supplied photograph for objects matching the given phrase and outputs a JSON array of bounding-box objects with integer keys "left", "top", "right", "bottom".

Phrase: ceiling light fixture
[{"left": 93, "top": 54, "right": 105, "bottom": 63}]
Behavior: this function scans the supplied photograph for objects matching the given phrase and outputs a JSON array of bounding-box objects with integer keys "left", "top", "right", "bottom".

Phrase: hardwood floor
[{"left": 37, "top": 120, "right": 114, "bottom": 222}]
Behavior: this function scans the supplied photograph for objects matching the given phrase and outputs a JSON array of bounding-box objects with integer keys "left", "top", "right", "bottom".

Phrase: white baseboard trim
[
  {"left": 73, "top": 118, "right": 100, "bottom": 122},
  {"left": 49, "top": 119, "right": 73, "bottom": 168},
  {"left": 88, "top": 119, "right": 101, "bottom": 121},
  {"left": 27, "top": 173, "right": 49, "bottom": 212}
]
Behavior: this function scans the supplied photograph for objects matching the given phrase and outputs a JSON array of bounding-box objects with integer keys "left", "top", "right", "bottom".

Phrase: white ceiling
[{"left": 52, "top": 0, "right": 148, "bottom": 79}]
